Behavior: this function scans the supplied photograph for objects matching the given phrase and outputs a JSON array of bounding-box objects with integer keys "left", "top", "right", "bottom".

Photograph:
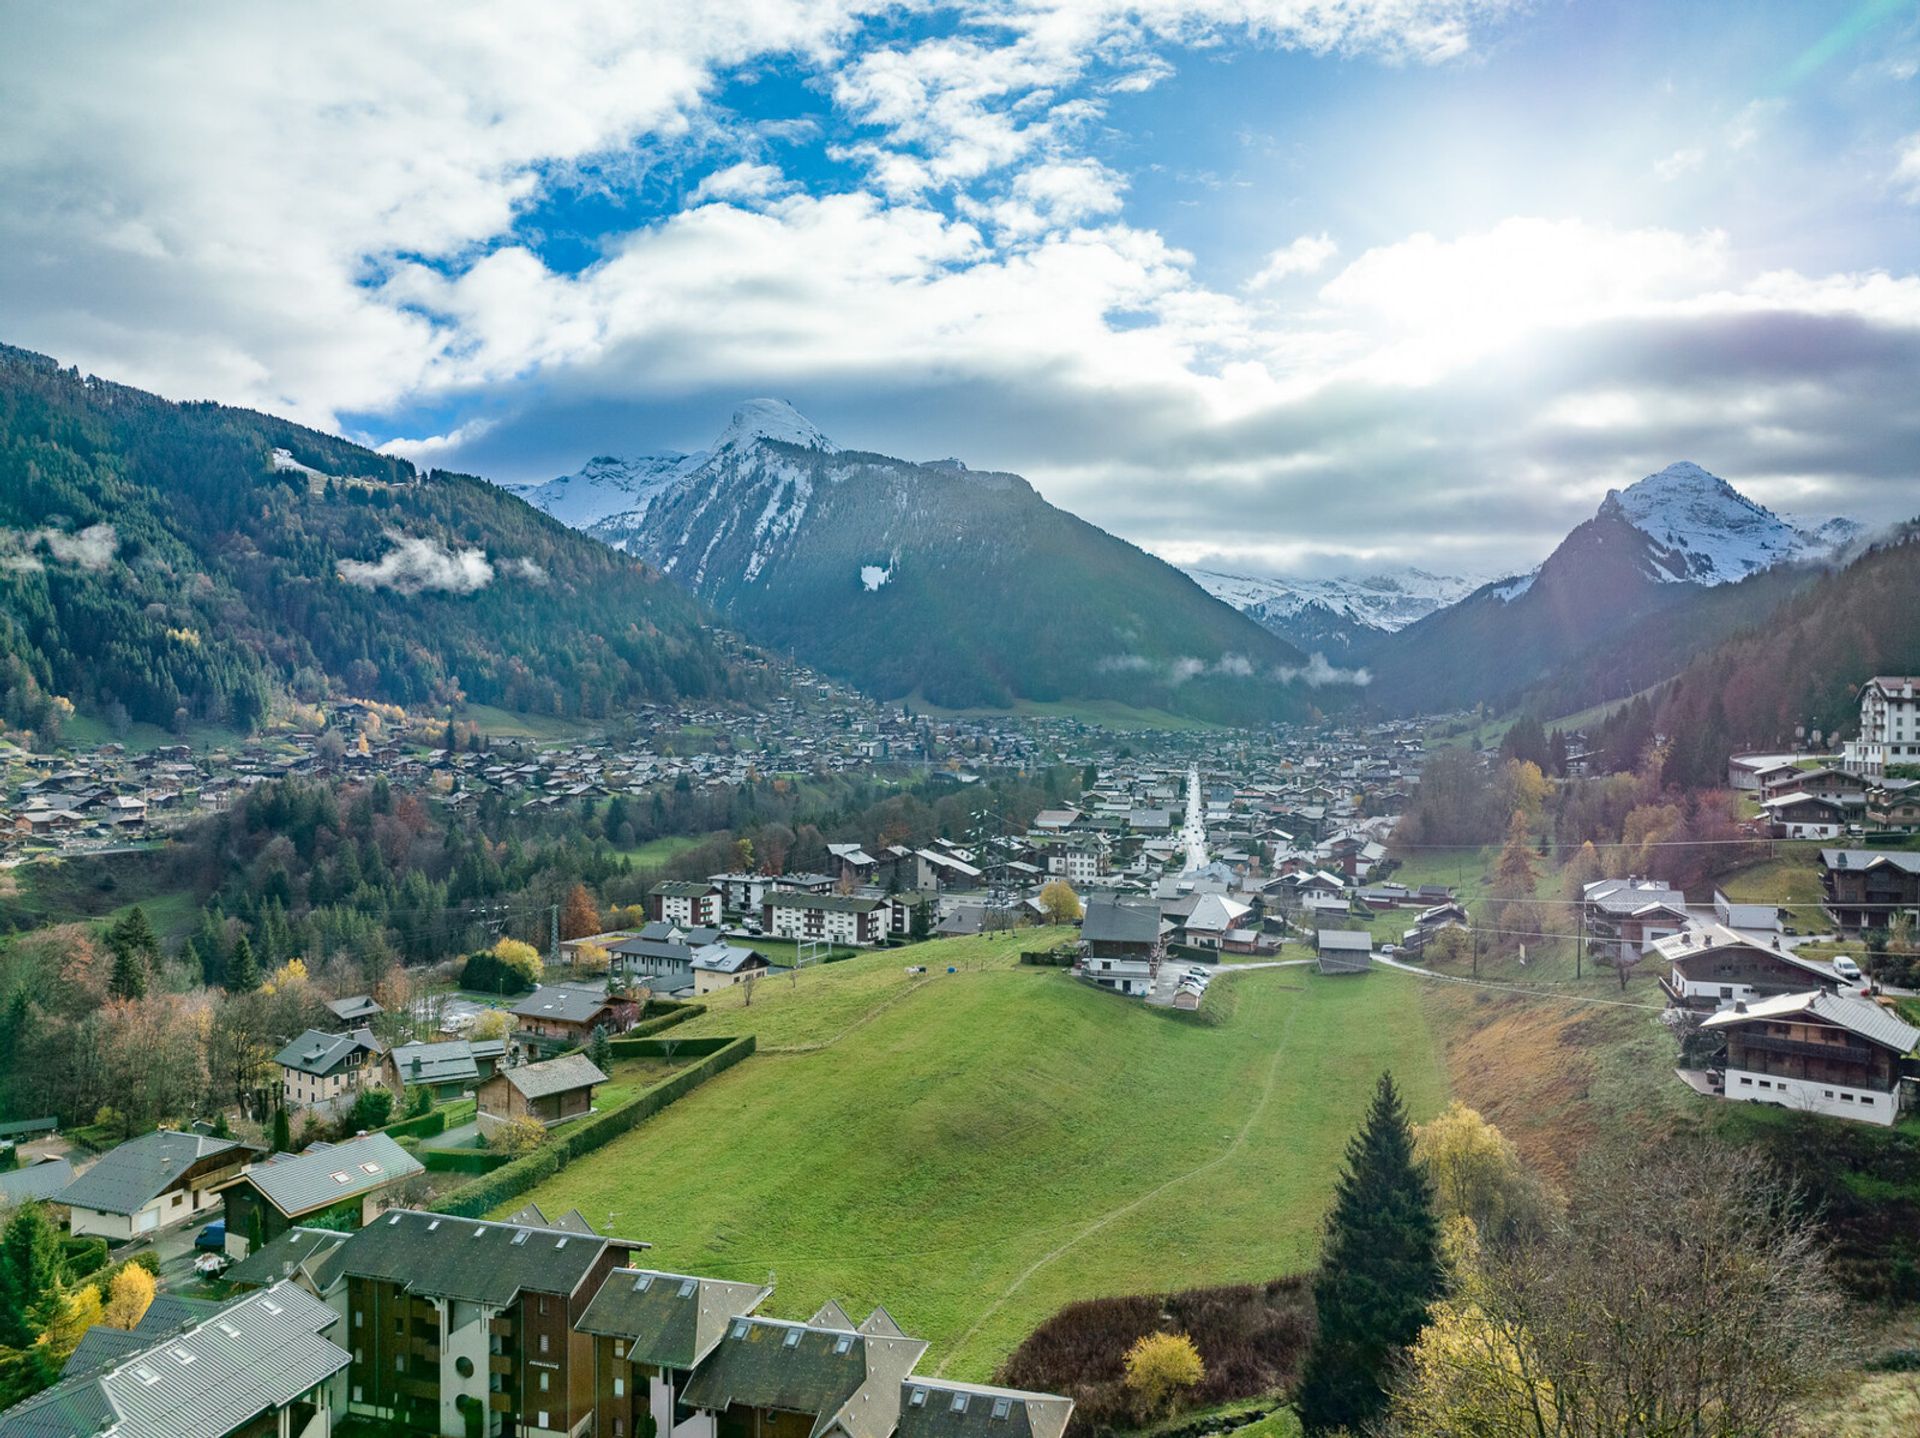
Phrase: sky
[{"left": 2, "top": 0, "right": 1918, "bottom": 580}]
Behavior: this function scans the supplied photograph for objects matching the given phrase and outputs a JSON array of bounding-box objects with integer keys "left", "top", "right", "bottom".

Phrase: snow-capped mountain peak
[
  {"left": 1597, "top": 460, "right": 1850, "bottom": 585},
  {"left": 508, "top": 451, "right": 704, "bottom": 531},
  {"left": 713, "top": 398, "right": 836, "bottom": 455},
  {"left": 1184, "top": 565, "right": 1485, "bottom": 632}
]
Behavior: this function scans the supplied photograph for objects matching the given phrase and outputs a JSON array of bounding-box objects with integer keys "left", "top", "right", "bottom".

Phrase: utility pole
[
  {"left": 550, "top": 903, "right": 560, "bottom": 967},
  {"left": 1576, "top": 903, "right": 1584, "bottom": 981}
]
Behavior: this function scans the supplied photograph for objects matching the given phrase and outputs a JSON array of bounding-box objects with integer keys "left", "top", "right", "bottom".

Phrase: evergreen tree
[
  {"left": 271, "top": 1105, "right": 292, "bottom": 1155},
  {"left": 226, "top": 936, "right": 260, "bottom": 993},
  {"left": 0, "top": 1205, "right": 61, "bottom": 1348},
  {"left": 1295, "top": 1072, "right": 1443, "bottom": 1436},
  {"left": 107, "top": 944, "right": 148, "bottom": 1002},
  {"left": 587, "top": 1024, "right": 613, "bottom": 1074}
]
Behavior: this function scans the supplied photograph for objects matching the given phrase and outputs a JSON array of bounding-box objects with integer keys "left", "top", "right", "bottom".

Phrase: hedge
[
  {"left": 422, "top": 1148, "right": 513, "bottom": 1175},
  {"left": 60, "top": 1235, "right": 110, "bottom": 1280},
  {"left": 1020, "top": 949, "right": 1076, "bottom": 967},
  {"left": 607, "top": 1035, "right": 738, "bottom": 1060},
  {"left": 625, "top": 1004, "right": 705, "bottom": 1039},
  {"left": 381, "top": 1108, "right": 450, "bottom": 1142},
  {"left": 430, "top": 1035, "right": 755, "bottom": 1218}
]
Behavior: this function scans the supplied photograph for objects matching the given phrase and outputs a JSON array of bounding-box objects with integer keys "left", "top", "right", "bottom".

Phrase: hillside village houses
[{"left": 0, "top": 1203, "right": 1079, "bottom": 1438}]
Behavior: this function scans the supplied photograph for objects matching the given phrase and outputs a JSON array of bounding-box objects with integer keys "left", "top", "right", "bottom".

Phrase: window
[
  {"left": 395, "top": 1356, "right": 405, "bottom": 1373},
  {"left": 540, "top": 1371, "right": 551, "bottom": 1392},
  {"left": 1738, "top": 1076, "right": 1751, "bottom": 1086},
  {"left": 539, "top": 1334, "right": 550, "bottom": 1355},
  {"left": 909, "top": 1389, "right": 927, "bottom": 1408},
  {"left": 952, "top": 1394, "right": 970, "bottom": 1413},
  {"left": 354, "top": 1311, "right": 363, "bottom": 1329},
  {"left": 993, "top": 1398, "right": 1012, "bottom": 1419},
  {"left": 614, "top": 1377, "right": 625, "bottom": 1398}
]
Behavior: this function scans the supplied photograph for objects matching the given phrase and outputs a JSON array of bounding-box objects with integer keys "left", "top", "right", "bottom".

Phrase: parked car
[
  {"left": 194, "top": 1220, "right": 226, "bottom": 1253},
  {"left": 1832, "top": 955, "right": 1862, "bottom": 982},
  {"left": 193, "top": 1252, "right": 228, "bottom": 1277}
]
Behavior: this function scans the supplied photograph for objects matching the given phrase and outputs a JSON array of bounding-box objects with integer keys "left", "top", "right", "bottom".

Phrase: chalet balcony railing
[{"left": 1733, "top": 1032, "right": 1876, "bottom": 1065}]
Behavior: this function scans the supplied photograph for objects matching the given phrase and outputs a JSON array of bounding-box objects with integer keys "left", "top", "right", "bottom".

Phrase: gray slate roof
[
  {"left": 222, "top": 1227, "right": 348, "bottom": 1291},
  {"left": 0, "top": 1157, "right": 74, "bottom": 1206},
  {"left": 0, "top": 1283, "right": 345, "bottom": 1438},
  {"left": 273, "top": 1027, "right": 380, "bottom": 1078},
  {"left": 389, "top": 1039, "right": 481, "bottom": 1086},
  {"left": 54, "top": 1132, "right": 252, "bottom": 1217},
  {"left": 1703, "top": 990, "right": 1920, "bottom": 1053},
  {"left": 898, "top": 1379, "right": 1075, "bottom": 1438},
  {"left": 512, "top": 983, "right": 619, "bottom": 1025},
  {"left": 680, "top": 1317, "right": 928, "bottom": 1438},
  {"left": 228, "top": 1132, "right": 422, "bottom": 1219},
  {"left": 498, "top": 1053, "right": 608, "bottom": 1101},
  {"left": 325, "top": 1208, "right": 632, "bottom": 1307},
  {"left": 577, "top": 1268, "right": 773, "bottom": 1369},
  {"left": 1080, "top": 897, "right": 1160, "bottom": 946}
]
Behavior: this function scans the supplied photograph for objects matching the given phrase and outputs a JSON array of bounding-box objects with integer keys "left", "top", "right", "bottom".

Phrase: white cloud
[
  {"left": 0, "top": 522, "right": 119, "bottom": 571},
  {"left": 1655, "top": 146, "right": 1705, "bottom": 181},
  {"left": 1275, "top": 653, "right": 1371, "bottom": 687},
  {"left": 338, "top": 534, "right": 494, "bottom": 595},
  {"left": 692, "top": 161, "right": 790, "bottom": 205},
  {"left": 1245, "top": 233, "right": 1337, "bottom": 290},
  {"left": 1895, "top": 133, "right": 1920, "bottom": 202}
]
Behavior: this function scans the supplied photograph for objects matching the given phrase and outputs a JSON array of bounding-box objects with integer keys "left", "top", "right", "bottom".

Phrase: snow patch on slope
[
  {"left": 515, "top": 452, "right": 704, "bottom": 530},
  {"left": 715, "top": 398, "right": 836, "bottom": 455},
  {"left": 1184, "top": 566, "right": 1485, "bottom": 633},
  {"left": 1602, "top": 461, "right": 1818, "bottom": 585},
  {"left": 861, "top": 564, "right": 893, "bottom": 591}
]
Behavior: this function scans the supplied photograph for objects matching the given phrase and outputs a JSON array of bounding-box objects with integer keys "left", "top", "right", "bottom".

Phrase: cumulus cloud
[
  {"left": 1245, "top": 233, "right": 1337, "bottom": 289},
  {"left": 692, "top": 161, "right": 790, "bottom": 205},
  {"left": 339, "top": 534, "right": 494, "bottom": 595},
  {"left": 0, "top": 522, "right": 119, "bottom": 572},
  {"left": 1896, "top": 133, "right": 1920, "bottom": 201},
  {"left": 1275, "top": 653, "right": 1372, "bottom": 687},
  {"left": 506, "top": 556, "right": 548, "bottom": 584}
]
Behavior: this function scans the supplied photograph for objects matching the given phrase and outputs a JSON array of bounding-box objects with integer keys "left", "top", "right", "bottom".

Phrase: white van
[{"left": 1832, "top": 955, "right": 1862, "bottom": 983}]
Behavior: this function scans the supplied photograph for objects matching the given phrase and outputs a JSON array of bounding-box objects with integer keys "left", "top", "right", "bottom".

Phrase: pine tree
[
  {"left": 226, "top": 936, "right": 260, "bottom": 993},
  {"left": 1295, "top": 1072, "right": 1444, "bottom": 1436},
  {"left": 271, "top": 1105, "right": 292, "bottom": 1155},
  {"left": 107, "top": 944, "right": 148, "bottom": 1002},
  {"left": 588, "top": 1024, "right": 613, "bottom": 1074},
  {"left": 0, "top": 1206, "right": 61, "bottom": 1348}
]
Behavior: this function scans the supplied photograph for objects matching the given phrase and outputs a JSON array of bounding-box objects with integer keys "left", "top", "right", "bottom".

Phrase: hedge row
[
  {"left": 381, "top": 1108, "right": 451, "bottom": 1142},
  {"left": 626, "top": 1004, "right": 706, "bottom": 1039},
  {"left": 429, "top": 1035, "right": 755, "bottom": 1218},
  {"left": 607, "top": 1035, "right": 737, "bottom": 1060},
  {"left": 422, "top": 1148, "right": 513, "bottom": 1175},
  {"left": 1020, "top": 949, "right": 1076, "bottom": 967}
]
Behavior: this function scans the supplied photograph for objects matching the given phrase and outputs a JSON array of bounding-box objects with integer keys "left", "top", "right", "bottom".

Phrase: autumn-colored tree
[
  {"left": 560, "top": 884, "right": 601, "bottom": 941},
  {"left": 488, "top": 1115, "right": 549, "bottom": 1156},
  {"left": 1122, "top": 1332, "right": 1205, "bottom": 1416},
  {"left": 1412, "top": 1103, "right": 1553, "bottom": 1243},
  {"left": 730, "top": 837, "right": 754, "bottom": 874},
  {"left": 490, "top": 938, "right": 543, "bottom": 986},
  {"left": 1560, "top": 839, "right": 1604, "bottom": 902},
  {"left": 101, "top": 1265, "right": 156, "bottom": 1331},
  {"left": 1037, "top": 881, "right": 1083, "bottom": 926},
  {"left": 1488, "top": 810, "right": 1539, "bottom": 951},
  {"left": 33, "top": 1283, "right": 103, "bottom": 1369},
  {"left": 469, "top": 1008, "right": 516, "bottom": 1042}
]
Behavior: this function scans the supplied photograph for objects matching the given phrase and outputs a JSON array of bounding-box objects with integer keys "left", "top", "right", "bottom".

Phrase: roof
[
  {"left": 1317, "top": 929, "right": 1373, "bottom": 952},
  {"left": 680, "top": 1317, "right": 928, "bottom": 1438},
  {"left": 325, "top": 1208, "right": 636, "bottom": 1308},
  {"left": 1654, "top": 925, "right": 1842, "bottom": 984},
  {"left": 323, "top": 995, "right": 383, "bottom": 1022},
  {"left": 1702, "top": 990, "right": 1920, "bottom": 1053},
  {"left": 1184, "top": 893, "right": 1250, "bottom": 933},
  {"left": 63, "top": 1295, "right": 223, "bottom": 1380},
  {"left": 0, "top": 1157, "right": 74, "bottom": 1206},
  {"left": 222, "top": 1227, "right": 348, "bottom": 1291},
  {"left": 1821, "top": 848, "right": 1920, "bottom": 875},
  {"left": 224, "top": 1133, "right": 422, "bottom": 1219},
  {"left": 766, "top": 892, "right": 886, "bottom": 914},
  {"left": 273, "top": 1027, "right": 381, "bottom": 1078},
  {"left": 692, "top": 943, "right": 770, "bottom": 975},
  {"left": 55, "top": 1132, "right": 253, "bottom": 1217},
  {"left": 389, "top": 1039, "right": 481, "bottom": 1086},
  {"left": 576, "top": 1268, "right": 773, "bottom": 1369},
  {"left": 497, "top": 1053, "right": 608, "bottom": 1101},
  {"left": 511, "top": 983, "right": 620, "bottom": 1025},
  {"left": 1081, "top": 896, "right": 1161, "bottom": 946},
  {"left": 898, "top": 1379, "right": 1075, "bottom": 1438},
  {"left": 652, "top": 881, "right": 719, "bottom": 899},
  {"left": 0, "top": 1283, "right": 346, "bottom": 1438}
]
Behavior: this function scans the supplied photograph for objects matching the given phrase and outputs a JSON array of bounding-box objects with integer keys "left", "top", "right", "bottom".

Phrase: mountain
[
  {"left": 1364, "top": 462, "right": 1858, "bottom": 714},
  {"left": 1184, "top": 566, "right": 1484, "bottom": 653},
  {"left": 508, "top": 452, "right": 703, "bottom": 530},
  {"left": 0, "top": 344, "right": 746, "bottom": 736},
  {"left": 534, "top": 401, "right": 1325, "bottom": 723}
]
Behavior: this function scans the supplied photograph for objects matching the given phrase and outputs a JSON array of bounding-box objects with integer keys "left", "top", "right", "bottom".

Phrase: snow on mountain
[
  {"left": 1600, "top": 461, "right": 1847, "bottom": 585},
  {"left": 509, "top": 452, "right": 704, "bottom": 530},
  {"left": 712, "top": 397, "right": 836, "bottom": 455},
  {"left": 1184, "top": 566, "right": 1485, "bottom": 634}
]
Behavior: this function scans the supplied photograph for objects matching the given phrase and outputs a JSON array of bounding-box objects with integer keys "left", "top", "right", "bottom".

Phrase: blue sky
[{"left": 3, "top": 1, "right": 1917, "bottom": 577}]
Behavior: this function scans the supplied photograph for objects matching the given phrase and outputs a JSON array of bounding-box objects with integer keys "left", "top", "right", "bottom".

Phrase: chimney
[{"left": 1734, "top": 1000, "right": 1747, "bottom": 1013}]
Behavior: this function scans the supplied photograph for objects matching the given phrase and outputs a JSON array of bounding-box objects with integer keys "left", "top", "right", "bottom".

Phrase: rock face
[{"left": 526, "top": 402, "right": 1323, "bottom": 722}]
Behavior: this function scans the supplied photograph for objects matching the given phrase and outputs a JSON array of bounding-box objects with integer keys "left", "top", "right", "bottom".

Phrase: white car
[
  {"left": 193, "top": 1252, "right": 228, "bottom": 1277},
  {"left": 1832, "top": 956, "right": 1862, "bottom": 983}
]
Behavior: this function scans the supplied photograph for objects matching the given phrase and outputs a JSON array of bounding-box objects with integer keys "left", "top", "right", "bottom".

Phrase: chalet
[
  {"left": 1078, "top": 896, "right": 1162, "bottom": 997},
  {"left": 1180, "top": 893, "right": 1252, "bottom": 950},
  {"left": 477, "top": 1053, "right": 607, "bottom": 1138},
  {"left": 608, "top": 934, "right": 698, "bottom": 992},
  {"left": 54, "top": 1130, "right": 259, "bottom": 1241},
  {"left": 690, "top": 943, "right": 773, "bottom": 995},
  {"left": 914, "top": 849, "right": 983, "bottom": 891},
  {"left": 217, "top": 1133, "right": 424, "bottom": 1259},
  {"left": 1760, "top": 791, "right": 1851, "bottom": 840},
  {"left": 276, "top": 1027, "right": 386, "bottom": 1115},
  {"left": 762, "top": 893, "right": 888, "bottom": 948},
  {"left": 1822, "top": 848, "right": 1920, "bottom": 932},
  {"left": 384, "top": 1039, "right": 505, "bottom": 1103},
  {"left": 1315, "top": 930, "right": 1372, "bottom": 975},
  {"left": 1701, "top": 991, "right": 1919, "bottom": 1126},
  {"left": 650, "top": 881, "right": 722, "bottom": 929},
  {"left": 827, "top": 843, "right": 879, "bottom": 884},
  {"left": 576, "top": 1268, "right": 774, "bottom": 1438},
  {"left": 1399, "top": 901, "right": 1469, "bottom": 957},
  {"left": 1654, "top": 926, "right": 1846, "bottom": 1011},
  {"left": 1844, "top": 675, "right": 1920, "bottom": 775},
  {"left": 324, "top": 994, "right": 385, "bottom": 1028},
  {"left": 0, "top": 1282, "right": 349, "bottom": 1438},
  {"left": 1868, "top": 779, "right": 1920, "bottom": 833},
  {"left": 897, "top": 1379, "right": 1074, "bottom": 1438},
  {"left": 320, "top": 1209, "right": 644, "bottom": 1437},
  {"left": 511, "top": 983, "right": 640, "bottom": 1056},
  {"left": 1581, "top": 878, "right": 1690, "bottom": 963},
  {"left": 677, "top": 1309, "right": 928, "bottom": 1438}
]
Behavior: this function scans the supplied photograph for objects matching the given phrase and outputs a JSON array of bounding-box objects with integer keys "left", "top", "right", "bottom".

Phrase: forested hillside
[{"left": 0, "top": 345, "right": 743, "bottom": 736}]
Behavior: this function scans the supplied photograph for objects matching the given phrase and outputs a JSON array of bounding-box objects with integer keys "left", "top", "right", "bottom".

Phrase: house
[
  {"left": 690, "top": 943, "right": 773, "bottom": 995},
  {"left": 1821, "top": 848, "right": 1920, "bottom": 932},
  {"left": 1700, "top": 991, "right": 1919, "bottom": 1126},
  {"left": 384, "top": 1039, "right": 505, "bottom": 1103},
  {"left": 827, "top": 843, "right": 879, "bottom": 884},
  {"left": 0, "top": 1155, "right": 74, "bottom": 1208},
  {"left": 276, "top": 1027, "right": 386, "bottom": 1114},
  {"left": 1760, "top": 791, "right": 1850, "bottom": 840},
  {"left": 1844, "top": 675, "right": 1920, "bottom": 775},
  {"left": 1868, "top": 779, "right": 1920, "bottom": 833},
  {"left": 0, "top": 1282, "right": 349, "bottom": 1438},
  {"left": 1078, "top": 896, "right": 1162, "bottom": 997},
  {"left": 54, "top": 1130, "right": 259, "bottom": 1240},
  {"left": 608, "top": 934, "right": 699, "bottom": 992},
  {"left": 677, "top": 1309, "right": 928, "bottom": 1438},
  {"left": 897, "top": 1379, "right": 1074, "bottom": 1438},
  {"left": 914, "top": 849, "right": 983, "bottom": 891},
  {"left": 576, "top": 1268, "right": 775, "bottom": 1438},
  {"left": 320, "top": 1208, "right": 644, "bottom": 1438},
  {"left": 1399, "top": 902, "right": 1470, "bottom": 958},
  {"left": 511, "top": 983, "right": 640, "bottom": 1056},
  {"left": 217, "top": 1133, "right": 424, "bottom": 1258},
  {"left": 1712, "top": 890, "right": 1781, "bottom": 934},
  {"left": 324, "top": 994, "right": 385, "bottom": 1028},
  {"left": 1180, "top": 893, "right": 1251, "bottom": 950},
  {"left": 1581, "top": 879, "right": 1691, "bottom": 963},
  {"left": 477, "top": 1053, "right": 608, "bottom": 1138},
  {"left": 560, "top": 930, "right": 640, "bottom": 966},
  {"left": 1655, "top": 926, "right": 1847, "bottom": 1011},
  {"left": 650, "top": 881, "right": 723, "bottom": 929},
  {"left": 1315, "top": 930, "right": 1372, "bottom": 975},
  {"left": 762, "top": 893, "right": 888, "bottom": 948}
]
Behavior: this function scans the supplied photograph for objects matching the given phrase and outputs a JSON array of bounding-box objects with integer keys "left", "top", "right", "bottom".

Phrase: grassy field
[
  {"left": 500, "top": 930, "right": 1447, "bottom": 1378},
  {"left": 455, "top": 704, "right": 602, "bottom": 743},
  {"left": 608, "top": 832, "right": 725, "bottom": 869},
  {"left": 1715, "top": 848, "right": 1831, "bottom": 932}
]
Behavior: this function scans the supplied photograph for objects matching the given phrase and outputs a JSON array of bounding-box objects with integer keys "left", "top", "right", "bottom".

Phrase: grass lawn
[
  {"left": 608, "top": 832, "right": 725, "bottom": 868},
  {"left": 500, "top": 932, "right": 1447, "bottom": 1378},
  {"left": 455, "top": 703, "right": 602, "bottom": 744},
  {"left": 1715, "top": 847, "right": 1831, "bottom": 932},
  {"left": 738, "top": 937, "right": 860, "bottom": 971}
]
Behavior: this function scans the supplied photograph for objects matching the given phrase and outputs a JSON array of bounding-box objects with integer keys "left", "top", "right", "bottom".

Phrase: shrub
[
  {"left": 1124, "top": 1332, "right": 1205, "bottom": 1415},
  {"left": 487, "top": 1116, "right": 550, "bottom": 1157}
]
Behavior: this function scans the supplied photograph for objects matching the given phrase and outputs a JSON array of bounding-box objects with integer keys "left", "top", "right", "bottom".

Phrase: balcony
[
  {"left": 489, "top": 1355, "right": 512, "bottom": 1376},
  {"left": 1733, "top": 1032, "right": 1876, "bottom": 1065}
]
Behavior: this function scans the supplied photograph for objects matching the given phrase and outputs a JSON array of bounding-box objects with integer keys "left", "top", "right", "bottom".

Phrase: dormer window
[{"left": 992, "top": 1398, "right": 1011, "bottom": 1419}]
